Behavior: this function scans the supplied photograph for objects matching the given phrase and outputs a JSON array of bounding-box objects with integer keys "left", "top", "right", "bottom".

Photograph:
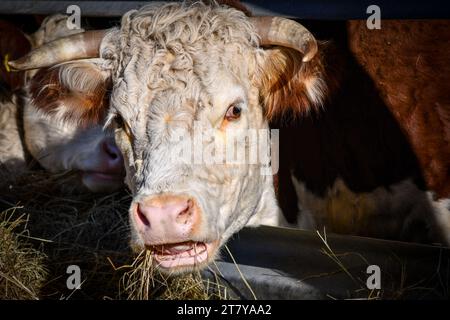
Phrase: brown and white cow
[
  {"left": 10, "top": 2, "right": 450, "bottom": 273},
  {"left": 276, "top": 20, "right": 450, "bottom": 244},
  {"left": 1, "top": 15, "right": 124, "bottom": 192}
]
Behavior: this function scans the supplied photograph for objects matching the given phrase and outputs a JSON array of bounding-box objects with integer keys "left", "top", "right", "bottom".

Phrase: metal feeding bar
[
  {"left": 202, "top": 226, "right": 450, "bottom": 299},
  {"left": 0, "top": 0, "right": 449, "bottom": 19}
]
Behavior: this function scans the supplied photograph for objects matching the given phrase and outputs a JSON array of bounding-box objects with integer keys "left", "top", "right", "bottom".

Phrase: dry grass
[
  {"left": 316, "top": 228, "right": 449, "bottom": 300},
  {"left": 0, "top": 170, "right": 132, "bottom": 299},
  {"left": 0, "top": 169, "right": 226, "bottom": 300},
  {"left": 118, "top": 250, "right": 229, "bottom": 300},
  {"left": 0, "top": 207, "right": 48, "bottom": 300}
]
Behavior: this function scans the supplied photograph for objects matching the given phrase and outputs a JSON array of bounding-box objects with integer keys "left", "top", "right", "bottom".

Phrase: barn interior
[{"left": 1, "top": 0, "right": 450, "bottom": 300}]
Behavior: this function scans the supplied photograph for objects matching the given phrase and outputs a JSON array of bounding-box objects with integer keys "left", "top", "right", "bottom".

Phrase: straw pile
[
  {"left": 0, "top": 169, "right": 226, "bottom": 300},
  {"left": 0, "top": 208, "right": 48, "bottom": 299}
]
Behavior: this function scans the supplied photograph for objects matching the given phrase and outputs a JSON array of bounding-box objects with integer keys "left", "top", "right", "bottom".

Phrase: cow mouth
[
  {"left": 80, "top": 170, "right": 125, "bottom": 192},
  {"left": 148, "top": 240, "right": 218, "bottom": 269},
  {"left": 83, "top": 171, "right": 124, "bottom": 181}
]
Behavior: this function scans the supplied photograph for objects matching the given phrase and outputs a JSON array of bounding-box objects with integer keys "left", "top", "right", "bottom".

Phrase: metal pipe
[{"left": 0, "top": 0, "right": 449, "bottom": 19}]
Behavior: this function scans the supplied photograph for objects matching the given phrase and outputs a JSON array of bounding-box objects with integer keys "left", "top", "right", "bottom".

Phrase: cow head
[
  {"left": 22, "top": 15, "right": 125, "bottom": 192},
  {"left": 11, "top": 2, "right": 327, "bottom": 273}
]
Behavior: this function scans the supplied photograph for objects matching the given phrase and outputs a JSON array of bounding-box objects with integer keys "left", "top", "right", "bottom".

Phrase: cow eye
[{"left": 225, "top": 103, "right": 242, "bottom": 121}]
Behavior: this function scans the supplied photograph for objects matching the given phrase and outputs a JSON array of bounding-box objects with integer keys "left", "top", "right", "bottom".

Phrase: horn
[
  {"left": 250, "top": 16, "right": 318, "bottom": 62},
  {"left": 8, "top": 29, "right": 109, "bottom": 71}
]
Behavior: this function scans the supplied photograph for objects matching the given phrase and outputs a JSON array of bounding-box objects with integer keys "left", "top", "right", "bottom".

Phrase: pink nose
[
  {"left": 101, "top": 139, "right": 124, "bottom": 173},
  {"left": 134, "top": 197, "right": 199, "bottom": 245}
]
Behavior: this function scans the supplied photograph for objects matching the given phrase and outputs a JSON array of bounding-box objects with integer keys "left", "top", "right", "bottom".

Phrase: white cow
[
  {"left": 10, "top": 3, "right": 310, "bottom": 273},
  {"left": 0, "top": 15, "right": 124, "bottom": 192}
]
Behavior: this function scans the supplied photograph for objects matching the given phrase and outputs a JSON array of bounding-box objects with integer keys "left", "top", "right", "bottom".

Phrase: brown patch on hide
[
  {"left": 272, "top": 172, "right": 279, "bottom": 197},
  {"left": 29, "top": 65, "right": 110, "bottom": 126},
  {"left": 348, "top": 20, "right": 450, "bottom": 198}
]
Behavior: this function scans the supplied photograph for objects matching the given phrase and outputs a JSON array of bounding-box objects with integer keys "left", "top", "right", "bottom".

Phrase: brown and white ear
[
  {"left": 258, "top": 45, "right": 328, "bottom": 120},
  {"left": 29, "top": 61, "right": 111, "bottom": 125},
  {"left": 251, "top": 17, "right": 331, "bottom": 120},
  {"left": 9, "top": 28, "right": 111, "bottom": 124}
]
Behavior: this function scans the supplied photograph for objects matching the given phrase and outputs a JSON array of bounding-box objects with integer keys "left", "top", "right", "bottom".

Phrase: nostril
[
  {"left": 102, "top": 140, "right": 120, "bottom": 160},
  {"left": 137, "top": 204, "right": 150, "bottom": 227},
  {"left": 176, "top": 199, "right": 194, "bottom": 224}
]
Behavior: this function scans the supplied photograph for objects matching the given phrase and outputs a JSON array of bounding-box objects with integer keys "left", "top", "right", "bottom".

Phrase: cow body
[
  {"left": 349, "top": 20, "right": 450, "bottom": 198},
  {"left": 277, "top": 20, "right": 450, "bottom": 244}
]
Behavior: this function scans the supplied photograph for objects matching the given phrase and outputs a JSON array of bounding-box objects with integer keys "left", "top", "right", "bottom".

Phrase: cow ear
[
  {"left": 258, "top": 44, "right": 334, "bottom": 121},
  {"left": 29, "top": 61, "right": 111, "bottom": 126}
]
